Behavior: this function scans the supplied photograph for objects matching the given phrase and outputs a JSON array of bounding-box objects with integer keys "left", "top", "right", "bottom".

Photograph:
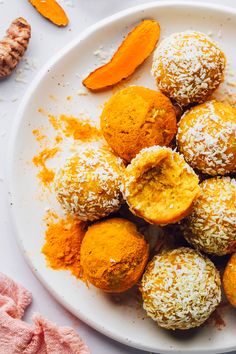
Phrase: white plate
[{"left": 8, "top": 2, "right": 236, "bottom": 353}]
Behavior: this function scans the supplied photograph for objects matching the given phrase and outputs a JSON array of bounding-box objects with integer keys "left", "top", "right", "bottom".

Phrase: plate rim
[{"left": 7, "top": 1, "right": 236, "bottom": 353}]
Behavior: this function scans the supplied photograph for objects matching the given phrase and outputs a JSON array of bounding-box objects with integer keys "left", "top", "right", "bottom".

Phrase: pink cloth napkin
[{"left": 0, "top": 273, "right": 90, "bottom": 354}]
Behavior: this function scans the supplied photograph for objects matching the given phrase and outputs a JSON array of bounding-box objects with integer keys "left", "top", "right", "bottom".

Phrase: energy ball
[
  {"left": 223, "top": 253, "right": 236, "bottom": 308},
  {"left": 54, "top": 148, "right": 124, "bottom": 221},
  {"left": 177, "top": 100, "right": 236, "bottom": 176},
  {"left": 124, "top": 146, "right": 200, "bottom": 225},
  {"left": 152, "top": 31, "right": 226, "bottom": 106},
  {"left": 80, "top": 218, "right": 149, "bottom": 293},
  {"left": 100, "top": 86, "right": 177, "bottom": 162},
  {"left": 141, "top": 247, "right": 221, "bottom": 330},
  {"left": 181, "top": 177, "right": 236, "bottom": 256}
]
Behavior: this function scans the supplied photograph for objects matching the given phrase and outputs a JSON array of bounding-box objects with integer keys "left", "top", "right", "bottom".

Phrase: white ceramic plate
[{"left": 8, "top": 2, "right": 236, "bottom": 353}]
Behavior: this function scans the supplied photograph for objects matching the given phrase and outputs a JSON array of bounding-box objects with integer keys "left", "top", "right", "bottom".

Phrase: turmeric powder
[
  {"left": 42, "top": 214, "right": 87, "bottom": 279},
  {"left": 48, "top": 114, "right": 101, "bottom": 141},
  {"left": 32, "top": 146, "right": 60, "bottom": 186},
  {"left": 32, "top": 113, "right": 101, "bottom": 186},
  {"left": 29, "top": 0, "right": 69, "bottom": 27},
  {"left": 32, "top": 129, "right": 46, "bottom": 143},
  {"left": 60, "top": 115, "right": 101, "bottom": 141}
]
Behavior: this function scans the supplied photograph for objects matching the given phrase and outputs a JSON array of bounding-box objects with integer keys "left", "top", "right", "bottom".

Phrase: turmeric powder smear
[
  {"left": 32, "top": 147, "right": 59, "bottom": 186},
  {"left": 32, "top": 129, "right": 47, "bottom": 143},
  {"left": 42, "top": 215, "right": 86, "bottom": 279},
  {"left": 48, "top": 114, "right": 101, "bottom": 141}
]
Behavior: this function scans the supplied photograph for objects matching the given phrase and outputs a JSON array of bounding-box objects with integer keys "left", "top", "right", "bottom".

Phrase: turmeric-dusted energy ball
[
  {"left": 181, "top": 177, "right": 236, "bottom": 256},
  {"left": 100, "top": 86, "right": 177, "bottom": 162},
  {"left": 124, "top": 146, "right": 200, "bottom": 225},
  {"left": 152, "top": 31, "right": 226, "bottom": 106},
  {"left": 223, "top": 253, "right": 236, "bottom": 308},
  {"left": 177, "top": 101, "right": 236, "bottom": 175},
  {"left": 80, "top": 218, "right": 149, "bottom": 293},
  {"left": 54, "top": 148, "right": 124, "bottom": 221},
  {"left": 141, "top": 247, "right": 221, "bottom": 330}
]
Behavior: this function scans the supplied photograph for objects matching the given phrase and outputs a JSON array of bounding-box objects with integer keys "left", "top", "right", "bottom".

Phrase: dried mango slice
[
  {"left": 83, "top": 19, "right": 160, "bottom": 91},
  {"left": 29, "top": 0, "right": 69, "bottom": 27}
]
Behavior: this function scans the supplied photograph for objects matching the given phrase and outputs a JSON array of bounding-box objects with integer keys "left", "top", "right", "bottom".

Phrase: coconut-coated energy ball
[
  {"left": 152, "top": 31, "right": 226, "bottom": 106},
  {"left": 181, "top": 177, "right": 236, "bottom": 256},
  {"left": 141, "top": 247, "right": 221, "bottom": 330},
  {"left": 54, "top": 148, "right": 124, "bottom": 221},
  {"left": 100, "top": 86, "right": 177, "bottom": 162},
  {"left": 124, "top": 146, "right": 200, "bottom": 225},
  {"left": 223, "top": 252, "right": 236, "bottom": 308},
  {"left": 80, "top": 218, "right": 149, "bottom": 293},
  {"left": 177, "top": 100, "right": 236, "bottom": 176}
]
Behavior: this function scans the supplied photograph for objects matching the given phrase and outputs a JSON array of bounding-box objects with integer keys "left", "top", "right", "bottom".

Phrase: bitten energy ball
[
  {"left": 223, "top": 253, "right": 236, "bottom": 308},
  {"left": 80, "top": 218, "right": 149, "bottom": 293},
  {"left": 181, "top": 177, "right": 236, "bottom": 256},
  {"left": 177, "top": 100, "right": 236, "bottom": 175},
  {"left": 124, "top": 146, "right": 200, "bottom": 225},
  {"left": 152, "top": 31, "right": 226, "bottom": 106},
  {"left": 100, "top": 86, "right": 177, "bottom": 162},
  {"left": 54, "top": 148, "right": 124, "bottom": 221},
  {"left": 141, "top": 247, "right": 221, "bottom": 330}
]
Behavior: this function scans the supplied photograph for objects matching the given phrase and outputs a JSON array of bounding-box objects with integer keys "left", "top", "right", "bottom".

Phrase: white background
[{"left": 0, "top": 1, "right": 236, "bottom": 354}]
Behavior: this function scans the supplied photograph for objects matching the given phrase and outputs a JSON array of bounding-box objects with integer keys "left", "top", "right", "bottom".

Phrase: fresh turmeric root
[
  {"left": 83, "top": 19, "right": 160, "bottom": 91},
  {"left": 29, "top": 0, "right": 69, "bottom": 27},
  {"left": 0, "top": 17, "right": 31, "bottom": 79}
]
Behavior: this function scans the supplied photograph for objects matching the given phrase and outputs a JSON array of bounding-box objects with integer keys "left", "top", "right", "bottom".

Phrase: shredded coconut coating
[
  {"left": 152, "top": 31, "right": 226, "bottom": 106},
  {"left": 54, "top": 148, "right": 124, "bottom": 221},
  {"left": 141, "top": 247, "right": 221, "bottom": 330},
  {"left": 181, "top": 177, "right": 236, "bottom": 256},
  {"left": 177, "top": 100, "right": 236, "bottom": 175}
]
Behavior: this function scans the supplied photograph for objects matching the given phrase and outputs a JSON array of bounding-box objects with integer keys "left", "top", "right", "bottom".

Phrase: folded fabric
[{"left": 0, "top": 272, "right": 90, "bottom": 354}]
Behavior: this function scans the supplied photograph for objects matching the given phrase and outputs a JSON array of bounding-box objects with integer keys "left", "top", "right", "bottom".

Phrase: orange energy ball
[
  {"left": 141, "top": 247, "right": 221, "bottom": 330},
  {"left": 124, "top": 146, "right": 200, "bottom": 225},
  {"left": 54, "top": 148, "right": 124, "bottom": 221},
  {"left": 152, "top": 31, "right": 226, "bottom": 106},
  {"left": 181, "top": 177, "right": 236, "bottom": 256},
  {"left": 80, "top": 218, "right": 149, "bottom": 293},
  {"left": 177, "top": 100, "right": 236, "bottom": 176},
  {"left": 223, "top": 253, "right": 236, "bottom": 308},
  {"left": 100, "top": 86, "right": 177, "bottom": 162}
]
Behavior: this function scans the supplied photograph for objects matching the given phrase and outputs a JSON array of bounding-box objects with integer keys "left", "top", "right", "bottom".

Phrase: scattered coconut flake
[
  {"left": 23, "top": 56, "right": 38, "bottom": 71},
  {"left": 15, "top": 69, "right": 28, "bottom": 84},
  {"left": 217, "top": 29, "right": 222, "bottom": 39},
  {"left": 63, "top": 0, "right": 74, "bottom": 7},
  {"left": 94, "top": 45, "right": 114, "bottom": 64},
  {"left": 14, "top": 57, "right": 38, "bottom": 84},
  {"left": 77, "top": 88, "right": 88, "bottom": 96}
]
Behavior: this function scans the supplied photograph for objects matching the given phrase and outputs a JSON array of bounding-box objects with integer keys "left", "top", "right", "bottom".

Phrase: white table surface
[{"left": 0, "top": 1, "right": 236, "bottom": 353}]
